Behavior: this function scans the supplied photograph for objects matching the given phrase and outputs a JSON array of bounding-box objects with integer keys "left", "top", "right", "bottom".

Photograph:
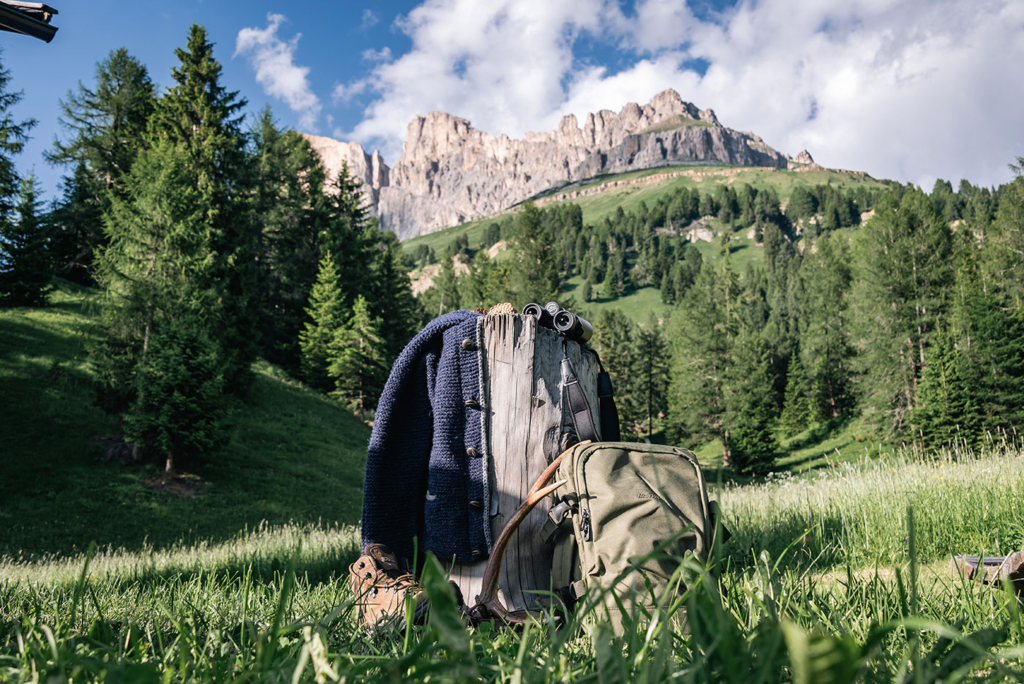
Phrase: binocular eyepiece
[
  {"left": 521, "top": 302, "right": 556, "bottom": 328},
  {"left": 522, "top": 301, "right": 593, "bottom": 344},
  {"left": 553, "top": 309, "right": 593, "bottom": 343}
]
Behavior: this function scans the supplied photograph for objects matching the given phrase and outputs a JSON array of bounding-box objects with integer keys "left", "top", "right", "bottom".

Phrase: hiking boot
[{"left": 349, "top": 544, "right": 425, "bottom": 627}]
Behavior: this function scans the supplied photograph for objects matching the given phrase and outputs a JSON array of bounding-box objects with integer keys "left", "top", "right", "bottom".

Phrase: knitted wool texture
[{"left": 362, "top": 309, "right": 489, "bottom": 565}]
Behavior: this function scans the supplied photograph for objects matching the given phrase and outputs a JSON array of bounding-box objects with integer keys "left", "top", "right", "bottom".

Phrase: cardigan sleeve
[{"left": 360, "top": 310, "right": 481, "bottom": 565}]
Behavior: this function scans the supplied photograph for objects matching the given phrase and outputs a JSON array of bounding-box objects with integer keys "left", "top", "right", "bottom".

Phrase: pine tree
[
  {"left": 433, "top": 249, "right": 461, "bottom": 315},
  {"left": 320, "top": 162, "right": 370, "bottom": 298},
  {"left": 0, "top": 50, "right": 36, "bottom": 295},
  {"left": 48, "top": 160, "right": 104, "bottom": 284},
  {"left": 726, "top": 331, "right": 780, "bottom": 475},
  {"left": 912, "top": 328, "right": 979, "bottom": 450},
  {"left": 801, "top": 234, "right": 852, "bottom": 420},
  {"left": 959, "top": 282, "right": 1024, "bottom": 444},
  {"left": 46, "top": 48, "right": 155, "bottom": 282},
  {"left": 986, "top": 159, "right": 1024, "bottom": 300},
  {"left": 635, "top": 312, "right": 670, "bottom": 438},
  {"left": 152, "top": 24, "right": 257, "bottom": 393},
  {"left": 581, "top": 277, "right": 593, "bottom": 303},
  {"left": 93, "top": 141, "right": 216, "bottom": 417},
  {"left": 849, "top": 191, "right": 952, "bottom": 436},
  {"left": 90, "top": 25, "right": 261, "bottom": 472},
  {"left": 250, "top": 106, "right": 330, "bottom": 370},
  {"left": 360, "top": 223, "right": 422, "bottom": 360},
  {"left": 595, "top": 309, "right": 643, "bottom": 438},
  {"left": 508, "top": 202, "right": 559, "bottom": 305},
  {"left": 460, "top": 249, "right": 511, "bottom": 312},
  {"left": 48, "top": 48, "right": 155, "bottom": 196},
  {"left": 0, "top": 174, "right": 52, "bottom": 306},
  {"left": 603, "top": 245, "right": 625, "bottom": 298},
  {"left": 667, "top": 258, "right": 740, "bottom": 463},
  {"left": 779, "top": 353, "right": 813, "bottom": 436},
  {"left": 659, "top": 265, "right": 675, "bottom": 304},
  {"left": 300, "top": 251, "right": 346, "bottom": 392},
  {"left": 124, "top": 316, "right": 227, "bottom": 477},
  {"left": 329, "top": 295, "right": 389, "bottom": 422}
]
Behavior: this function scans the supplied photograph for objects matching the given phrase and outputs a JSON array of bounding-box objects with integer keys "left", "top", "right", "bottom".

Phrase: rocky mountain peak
[
  {"left": 305, "top": 90, "right": 797, "bottom": 240},
  {"left": 794, "top": 149, "right": 815, "bottom": 164}
]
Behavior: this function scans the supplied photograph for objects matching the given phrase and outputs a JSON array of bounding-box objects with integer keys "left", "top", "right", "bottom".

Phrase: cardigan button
[
  {"left": 464, "top": 399, "right": 480, "bottom": 409},
  {"left": 461, "top": 338, "right": 477, "bottom": 351},
  {"left": 469, "top": 500, "right": 484, "bottom": 510},
  {"left": 466, "top": 447, "right": 480, "bottom": 458}
]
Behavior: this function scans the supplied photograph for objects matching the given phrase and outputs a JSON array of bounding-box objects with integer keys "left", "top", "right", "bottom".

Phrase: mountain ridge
[{"left": 305, "top": 89, "right": 805, "bottom": 240}]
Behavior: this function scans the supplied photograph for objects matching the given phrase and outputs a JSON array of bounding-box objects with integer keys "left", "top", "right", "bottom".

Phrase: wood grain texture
[{"left": 447, "top": 314, "right": 599, "bottom": 610}]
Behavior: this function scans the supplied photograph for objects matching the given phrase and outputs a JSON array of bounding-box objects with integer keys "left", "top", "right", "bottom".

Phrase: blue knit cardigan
[{"left": 361, "top": 310, "right": 490, "bottom": 565}]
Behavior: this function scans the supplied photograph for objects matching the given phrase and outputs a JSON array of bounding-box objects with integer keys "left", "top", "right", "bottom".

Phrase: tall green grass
[
  {"left": 4, "top": 448, "right": 1024, "bottom": 681},
  {"left": 721, "top": 443, "right": 1024, "bottom": 569}
]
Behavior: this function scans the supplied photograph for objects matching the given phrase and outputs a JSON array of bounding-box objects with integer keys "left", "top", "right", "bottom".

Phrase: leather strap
[
  {"left": 597, "top": 365, "right": 621, "bottom": 442},
  {"left": 561, "top": 342, "right": 601, "bottom": 443}
]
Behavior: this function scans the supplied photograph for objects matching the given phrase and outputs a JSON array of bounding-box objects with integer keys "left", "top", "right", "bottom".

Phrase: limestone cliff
[
  {"left": 305, "top": 89, "right": 792, "bottom": 240},
  {"left": 302, "top": 135, "right": 389, "bottom": 206}
]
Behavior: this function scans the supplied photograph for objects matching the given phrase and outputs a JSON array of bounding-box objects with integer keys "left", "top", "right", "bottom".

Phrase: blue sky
[
  {"left": 3, "top": 0, "right": 418, "bottom": 197},
  {"left": 4, "top": 0, "right": 1023, "bottom": 202}
]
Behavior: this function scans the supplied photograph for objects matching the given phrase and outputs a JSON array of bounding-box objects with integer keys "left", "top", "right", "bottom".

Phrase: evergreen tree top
[
  {"left": 0, "top": 50, "right": 36, "bottom": 220},
  {"left": 153, "top": 25, "right": 246, "bottom": 171},
  {"left": 47, "top": 48, "right": 155, "bottom": 173}
]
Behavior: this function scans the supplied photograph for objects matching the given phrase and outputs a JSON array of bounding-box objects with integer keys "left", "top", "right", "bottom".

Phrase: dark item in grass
[
  {"left": 951, "top": 551, "right": 1024, "bottom": 593},
  {"left": 94, "top": 435, "right": 142, "bottom": 464}
]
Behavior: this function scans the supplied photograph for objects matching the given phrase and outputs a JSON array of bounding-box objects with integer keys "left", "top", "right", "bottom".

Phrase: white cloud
[
  {"left": 235, "top": 13, "right": 322, "bottom": 131},
  {"left": 362, "top": 46, "right": 393, "bottom": 62},
  {"left": 361, "top": 9, "right": 380, "bottom": 31},
  {"left": 338, "top": 0, "right": 608, "bottom": 161},
  {"left": 333, "top": 79, "right": 370, "bottom": 104},
  {"left": 338, "top": 0, "right": 1024, "bottom": 188}
]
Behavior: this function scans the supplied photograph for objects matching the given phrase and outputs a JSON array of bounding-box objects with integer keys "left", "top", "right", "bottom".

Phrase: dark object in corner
[
  {"left": 952, "top": 551, "right": 1024, "bottom": 594},
  {"left": 0, "top": 1, "right": 59, "bottom": 42}
]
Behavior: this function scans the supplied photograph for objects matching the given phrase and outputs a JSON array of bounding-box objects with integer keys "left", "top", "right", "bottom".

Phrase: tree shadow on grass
[
  {"left": 0, "top": 310, "right": 370, "bottom": 560},
  {"left": 723, "top": 510, "right": 850, "bottom": 572},
  {"left": 779, "top": 440, "right": 855, "bottom": 472},
  {"left": 782, "top": 415, "right": 853, "bottom": 452}
]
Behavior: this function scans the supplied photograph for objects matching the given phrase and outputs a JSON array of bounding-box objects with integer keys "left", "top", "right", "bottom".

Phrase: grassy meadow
[
  {"left": 4, "top": 286, "right": 1024, "bottom": 681},
  {"left": 4, "top": 448, "right": 1024, "bottom": 681}
]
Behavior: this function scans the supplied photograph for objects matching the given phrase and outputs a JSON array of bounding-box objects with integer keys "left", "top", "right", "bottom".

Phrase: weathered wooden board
[{"left": 446, "top": 314, "right": 600, "bottom": 611}]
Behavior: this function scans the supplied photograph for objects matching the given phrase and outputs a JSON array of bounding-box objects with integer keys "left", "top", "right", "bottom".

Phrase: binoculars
[{"left": 522, "top": 301, "right": 593, "bottom": 343}]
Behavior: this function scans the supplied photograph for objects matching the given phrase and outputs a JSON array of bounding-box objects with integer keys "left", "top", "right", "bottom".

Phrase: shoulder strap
[
  {"left": 596, "top": 359, "right": 621, "bottom": 443},
  {"left": 561, "top": 341, "right": 601, "bottom": 443}
]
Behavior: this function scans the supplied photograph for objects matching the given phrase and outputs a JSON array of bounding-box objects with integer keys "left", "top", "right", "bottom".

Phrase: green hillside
[
  {"left": 0, "top": 282, "right": 370, "bottom": 559},
  {"left": 402, "top": 164, "right": 887, "bottom": 257},
  {"left": 401, "top": 164, "right": 888, "bottom": 322}
]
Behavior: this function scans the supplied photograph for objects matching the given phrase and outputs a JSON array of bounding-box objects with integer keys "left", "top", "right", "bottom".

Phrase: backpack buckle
[{"left": 547, "top": 499, "right": 572, "bottom": 526}]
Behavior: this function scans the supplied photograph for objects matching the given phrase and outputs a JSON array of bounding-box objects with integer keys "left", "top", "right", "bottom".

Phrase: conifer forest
[{"left": 3, "top": 30, "right": 1024, "bottom": 476}]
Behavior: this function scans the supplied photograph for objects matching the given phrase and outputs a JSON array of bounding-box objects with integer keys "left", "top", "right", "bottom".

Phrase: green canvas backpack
[
  {"left": 470, "top": 343, "right": 727, "bottom": 631},
  {"left": 539, "top": 441, "right": 726, "bottom": 631}
]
